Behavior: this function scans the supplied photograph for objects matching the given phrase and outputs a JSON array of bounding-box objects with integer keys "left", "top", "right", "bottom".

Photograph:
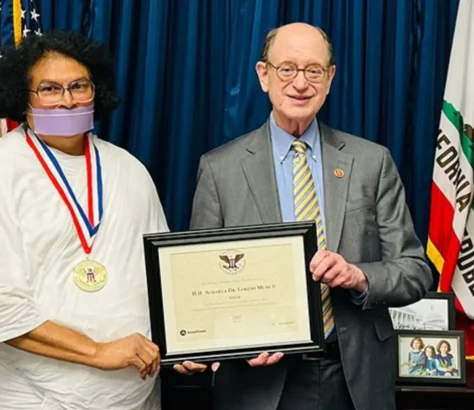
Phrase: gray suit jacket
[{"left": 190, "top": 121, "right": 432, "bottom": 410}]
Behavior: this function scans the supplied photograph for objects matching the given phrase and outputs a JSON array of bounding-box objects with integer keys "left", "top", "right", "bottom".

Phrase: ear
[
  {"left": 255, "top": 61, "right": 269, "bottom": 93},
  {"left": 25, "top": 106, "right": 35, "bottom": 131},
  {"left": 326, "top": 65, "right": 336, "bottom": 95}
]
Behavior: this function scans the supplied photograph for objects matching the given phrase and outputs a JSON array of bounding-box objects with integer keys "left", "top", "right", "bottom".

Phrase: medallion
[
  {"left": 73, "top": 259, "right": 107, "bottom": 292},
  {"left": 26, "top": 130, "right": 107, "bottom": 292}
]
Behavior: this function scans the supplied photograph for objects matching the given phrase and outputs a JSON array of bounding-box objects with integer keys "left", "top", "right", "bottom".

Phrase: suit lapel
[
  {"left": 241, "top": 122, "right": 282, "bottom": 224},
  {"left": 239, "top": 121, "right": 353, "bottom": 243},
  {"left": 320, "top": 123, "right": 353, "bottom": 252}
]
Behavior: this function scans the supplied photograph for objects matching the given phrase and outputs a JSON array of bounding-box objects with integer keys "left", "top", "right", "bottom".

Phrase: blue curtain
[{"left": 34, "top": 0, "right": 459, "bottom": 245}]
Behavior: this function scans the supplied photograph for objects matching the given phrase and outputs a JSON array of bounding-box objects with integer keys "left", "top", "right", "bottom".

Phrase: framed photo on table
[
  {"left": 389, "top": 292, "right": 455, "bottom": 331},
  {"left": 396, "top": 330, "right": 466, "bottom": 386},
  {"left": 143, "top": 222, "right": 325, "bottom": 365}
]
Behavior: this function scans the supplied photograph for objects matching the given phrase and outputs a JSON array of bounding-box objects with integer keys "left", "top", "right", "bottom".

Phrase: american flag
[
  {"left": 0, "top": 0, "right": 41, "bottom": 134},
  {"left": 0, "top": 0, "right": 42, "bottom": 50}
]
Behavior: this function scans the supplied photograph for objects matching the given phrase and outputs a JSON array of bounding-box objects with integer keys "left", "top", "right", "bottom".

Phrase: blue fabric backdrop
[{"left": 8, "top": 0, "right": 461, "bottom": 245}]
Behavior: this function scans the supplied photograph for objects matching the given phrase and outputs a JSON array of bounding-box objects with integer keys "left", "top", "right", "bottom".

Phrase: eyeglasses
[
  {"left": 29, "top": 79, "right": 95, "bottom": 106},
  {"left": 266, "top": 62, "right": 329, "bottom": 83}
]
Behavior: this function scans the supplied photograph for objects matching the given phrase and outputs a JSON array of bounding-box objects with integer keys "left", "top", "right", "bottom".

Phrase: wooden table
[{"left": 396, "top": 361, "right": 474, "bottom": 409}]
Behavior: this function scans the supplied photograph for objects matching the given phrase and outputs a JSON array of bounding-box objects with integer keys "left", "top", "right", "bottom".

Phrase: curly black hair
[{"left": 0, "top": 31, "right": 119, "bottom": 122}]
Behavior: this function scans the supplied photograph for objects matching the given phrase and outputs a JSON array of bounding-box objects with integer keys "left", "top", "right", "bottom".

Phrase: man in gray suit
[{"left": 180, "top": 22, "right": 432, "bottom": 410}]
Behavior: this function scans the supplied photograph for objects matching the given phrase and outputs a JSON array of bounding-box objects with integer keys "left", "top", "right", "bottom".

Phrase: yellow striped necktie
[{"left": 292, "top": 140, "right": 335, "bottom": 339}]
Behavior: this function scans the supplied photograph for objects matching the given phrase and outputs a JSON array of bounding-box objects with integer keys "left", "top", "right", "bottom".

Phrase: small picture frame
[
  {"left": 396, "top": 330, "right": 466, "bottom": 386},
  {"left": 389, "top": 292, "right": 455, "bottom": 331}
]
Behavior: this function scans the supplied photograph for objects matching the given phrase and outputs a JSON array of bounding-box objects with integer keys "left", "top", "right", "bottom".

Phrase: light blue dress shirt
[
  {"left": 270, "top": 113, "right": 326, "bottom": 231},
  {"left": 268, "top": 113, "right": 368, "bottom": 336}
]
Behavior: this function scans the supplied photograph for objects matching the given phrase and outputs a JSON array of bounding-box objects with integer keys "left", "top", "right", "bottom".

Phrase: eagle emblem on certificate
[
  {"left": 219, "top": 250, "right": 245, "bottom": 274},
  {"left": 73, "top": 260, "right": 108, "bottom": 292}
]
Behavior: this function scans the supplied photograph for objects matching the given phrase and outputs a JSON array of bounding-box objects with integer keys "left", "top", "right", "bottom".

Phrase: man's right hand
[
  {"left": 173, "top": 361, "right": 219, "bottom": 375},
  {"left": 93, "top": 333, "right": 160, "bottom": 380},
  {"left": 246, "top": 351, "right": 284, "bottom": 367},
  {"left": 172, "top": 351, "right": 283, "bottom": 375}
]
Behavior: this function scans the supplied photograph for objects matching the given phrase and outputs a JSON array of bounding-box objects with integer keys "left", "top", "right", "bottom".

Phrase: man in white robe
[{"left": 0, "top": 31, "right": 168, "bottom": 409}]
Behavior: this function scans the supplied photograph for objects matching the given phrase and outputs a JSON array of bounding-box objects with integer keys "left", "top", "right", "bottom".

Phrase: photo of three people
[{"left": 401, "top": 337, "right": 459, "bottom": 377}]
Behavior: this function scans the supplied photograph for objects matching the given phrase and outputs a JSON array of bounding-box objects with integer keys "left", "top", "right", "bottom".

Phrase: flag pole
[{"left": 12, "top": 0, "right": 22, "bottom": 47}]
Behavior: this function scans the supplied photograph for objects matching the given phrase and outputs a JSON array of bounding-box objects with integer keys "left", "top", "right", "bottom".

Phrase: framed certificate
[{"left": 143, "top": 222, "right": 324, "bottom": 365}]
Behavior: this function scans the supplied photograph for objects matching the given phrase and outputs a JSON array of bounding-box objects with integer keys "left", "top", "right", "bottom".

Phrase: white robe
[{"left": 0, "top": 127, "right": 169, "bottom": 409}]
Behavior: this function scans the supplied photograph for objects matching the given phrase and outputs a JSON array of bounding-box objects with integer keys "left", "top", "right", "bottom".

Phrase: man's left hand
[{"left": 310, "top": 249, "right": 367, "bottom": 292}]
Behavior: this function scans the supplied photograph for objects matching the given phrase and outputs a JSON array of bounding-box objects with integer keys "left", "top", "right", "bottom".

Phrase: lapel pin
[{"left": 334, "top": 168, "right": 344, "bottom": 178}]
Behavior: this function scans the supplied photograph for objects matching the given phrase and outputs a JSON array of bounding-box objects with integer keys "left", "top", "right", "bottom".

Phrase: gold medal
[
  {"left": 27, "top": 132, "right": 107, "bottom": 292},
  {"left": 73, "top": 259, "right": 107, "bottom": 292}
]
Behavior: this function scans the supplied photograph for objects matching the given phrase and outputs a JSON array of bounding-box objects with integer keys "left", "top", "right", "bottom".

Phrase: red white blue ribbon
[{"left": 26, "top": 130, "right": 103, "bottom": 254}]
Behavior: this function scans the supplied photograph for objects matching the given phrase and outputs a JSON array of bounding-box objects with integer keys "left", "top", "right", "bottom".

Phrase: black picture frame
[
  {"left": 389, "top": 292, "right": 456, "bottom": 331},
  {"left": 143, "top": 221, "right": 325, "bottom": 366},
  {"left": 395, "top": 330, "right": 466, "bottom": 386}
]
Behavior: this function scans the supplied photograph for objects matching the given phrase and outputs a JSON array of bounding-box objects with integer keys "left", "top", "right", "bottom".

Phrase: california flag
[{"left": 427, "top": 0, "right": 474, "bottom": 357}]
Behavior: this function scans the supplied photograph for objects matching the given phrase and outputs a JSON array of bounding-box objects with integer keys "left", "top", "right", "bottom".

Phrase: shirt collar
[{"left": 269, "top": 112, "right": 320, "bottom": 163}]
